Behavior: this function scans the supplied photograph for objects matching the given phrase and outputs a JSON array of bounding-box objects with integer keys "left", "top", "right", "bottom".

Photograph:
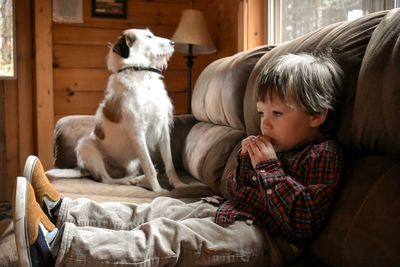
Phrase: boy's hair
[{"left": 256, "top": 50, "right": 344, "bottom": 116}]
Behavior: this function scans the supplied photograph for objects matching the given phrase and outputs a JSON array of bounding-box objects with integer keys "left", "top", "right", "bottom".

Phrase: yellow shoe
[
  {"left": 23, "top": 155, "right": 61, "bottom": 223},
  {"left": 13, "top": 176, "right": 58, "bottom": 267}
]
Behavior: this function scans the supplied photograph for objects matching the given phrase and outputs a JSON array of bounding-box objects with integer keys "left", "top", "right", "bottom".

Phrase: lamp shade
[{"left": 171, "top": 9, "right": 216, "bottom": 54}]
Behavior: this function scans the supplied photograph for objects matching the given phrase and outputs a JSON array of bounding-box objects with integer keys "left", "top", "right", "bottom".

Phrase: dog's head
[{"left": 107, "top": 29, "right": 174, "bottom": 73}]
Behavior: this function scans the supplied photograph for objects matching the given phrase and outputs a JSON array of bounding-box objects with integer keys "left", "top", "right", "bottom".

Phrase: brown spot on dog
[
  {"left": 94, "top": 123, "right": 105, "bottom": 140},
  {"left": 102, "top": 95, "right": 122, "bottom": 123}
]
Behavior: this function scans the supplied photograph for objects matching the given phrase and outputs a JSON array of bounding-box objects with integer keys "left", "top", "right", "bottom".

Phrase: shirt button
[
  {"left": 246, "top": 219, "right": 254, "bottom": 225},
  {"left": 266, "top": 189, "right": 273, "bottom": 195},
  {"left": 251, "top": 176, "right": 257, "bottom": 181}
]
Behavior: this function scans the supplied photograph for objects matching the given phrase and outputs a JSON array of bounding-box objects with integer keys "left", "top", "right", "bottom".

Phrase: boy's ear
[{"left": 310, "top": 111, "right": 328, "bottom": 128}]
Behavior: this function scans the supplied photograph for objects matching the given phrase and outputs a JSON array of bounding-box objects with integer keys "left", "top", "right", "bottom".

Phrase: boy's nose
[{"left": 261, "top": 117, "right": 272, "bottom": 129}]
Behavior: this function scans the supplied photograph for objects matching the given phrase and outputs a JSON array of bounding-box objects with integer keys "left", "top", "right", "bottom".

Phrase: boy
[{"left": 13, "top": 51, "right": 344, "bottom": 267}]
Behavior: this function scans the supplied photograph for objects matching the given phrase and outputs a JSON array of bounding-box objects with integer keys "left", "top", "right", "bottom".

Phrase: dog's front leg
[
  {"left": 129, "top": 132, "right": 164, "bottom": 192},
  {"left": 159, "top": 125, "right": 186, "bottom": 188}
]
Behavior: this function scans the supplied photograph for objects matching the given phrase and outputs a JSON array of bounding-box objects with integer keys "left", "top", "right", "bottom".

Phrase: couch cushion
[
  {"left": 183, "top": 122, "right": 245, "bottom": 192},
  {"left": 185, "top": 45, "right": 272, "bottom": 191},
  {"left": 353, "top": 8, "right": 400, "bottom": 155},
  {"left": 192, "top": 45, "right": 273, "bottom": 130},
  {"left": 52, "top": 172, "right": 215, "bottom": 204},
  {"left": 53, "top": 115, "right": 94, "bottom": 168},
  {"left": 311, "top": 155, "right": 400, "bottom": 267}
]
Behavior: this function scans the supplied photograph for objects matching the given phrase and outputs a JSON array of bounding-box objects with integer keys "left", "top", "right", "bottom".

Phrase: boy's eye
[
  {"left": 257, "top": 111, "right": 264, "bottom": 117},
  {"left": 272, "top": 111, "right": 283, "bottom": 117}
]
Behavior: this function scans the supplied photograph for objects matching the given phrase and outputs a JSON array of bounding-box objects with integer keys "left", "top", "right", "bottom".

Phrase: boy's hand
[
  {"left": 248, "top": 135, "right": 277, "bottom": 168},
  {"left": 240, "top": 135, "right": 257, "bottom": 156}
]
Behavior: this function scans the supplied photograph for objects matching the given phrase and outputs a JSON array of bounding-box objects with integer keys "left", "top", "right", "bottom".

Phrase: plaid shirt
[{"left": 204, "top": 137, "right": 344, "bottom": 246}]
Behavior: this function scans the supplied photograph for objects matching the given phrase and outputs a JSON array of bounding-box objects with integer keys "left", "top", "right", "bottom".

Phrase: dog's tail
[{"left": 45, "top": 168, "right": 90, "bottom": 179}]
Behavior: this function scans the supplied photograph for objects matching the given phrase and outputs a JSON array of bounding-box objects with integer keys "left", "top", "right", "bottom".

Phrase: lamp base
[{"left": 186, "top": 44, "right": 195, "bottom": 114}]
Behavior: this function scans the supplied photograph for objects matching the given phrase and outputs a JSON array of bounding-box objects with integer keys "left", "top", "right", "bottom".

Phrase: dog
[{"left": 48, "top": 29, "right": 185, "bottom": 192}]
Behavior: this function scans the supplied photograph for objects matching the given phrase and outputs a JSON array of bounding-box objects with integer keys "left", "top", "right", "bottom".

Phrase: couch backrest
[
  {"left": 352, "top": 8, "right": 400, "bottom": 155},
  {"left": 182, "top": 46, "right": 273, "bottom": 192},
  {"left": 186, "top": 8, "right": 400, "bottom": 192}
]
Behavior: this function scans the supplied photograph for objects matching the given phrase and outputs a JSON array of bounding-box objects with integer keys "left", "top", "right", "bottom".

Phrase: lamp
[{"left": 171, "top": 9, "right": 216, "bottom": 113}]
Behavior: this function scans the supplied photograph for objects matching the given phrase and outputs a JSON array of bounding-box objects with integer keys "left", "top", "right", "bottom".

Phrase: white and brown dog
[{"left": 49, "top": 29, "right": 185, "bottom": 192}]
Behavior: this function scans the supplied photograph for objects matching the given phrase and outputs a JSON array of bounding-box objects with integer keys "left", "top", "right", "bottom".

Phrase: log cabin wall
[
  {"left": 0, "top": 0, "right": 34, "bottom": 202},
  {"left": 0, "top": 0, "right": 242, "bottom": 202},
  {"left": 53, "top": 0, "right": 240, "bottom": 123},
  {"left": 54, "top": 0, "right": 193, "bottom": 123}
]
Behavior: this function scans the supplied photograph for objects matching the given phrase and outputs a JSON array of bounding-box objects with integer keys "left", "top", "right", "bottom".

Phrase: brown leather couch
[{"left": 21, "top": 8, "right": 400, "bottom": 267}]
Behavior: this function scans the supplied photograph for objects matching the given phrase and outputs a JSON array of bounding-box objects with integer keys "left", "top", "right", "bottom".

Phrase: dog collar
[{"left": 118, "top": 66, "right": 163, "bottom": 75}]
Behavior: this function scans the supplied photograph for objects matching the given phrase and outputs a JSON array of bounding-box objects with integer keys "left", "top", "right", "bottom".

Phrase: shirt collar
[{"left": 280, "top": 135, "right": 330, "bottom": 155}]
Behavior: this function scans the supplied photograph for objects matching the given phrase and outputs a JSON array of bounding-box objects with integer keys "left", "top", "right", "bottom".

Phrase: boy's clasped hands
[{"left": 240, "top": 135, "right": 277, "bottom": 168}]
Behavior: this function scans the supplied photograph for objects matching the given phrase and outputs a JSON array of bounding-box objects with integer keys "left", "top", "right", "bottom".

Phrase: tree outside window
[
  {"left": 0, "top": 0, "right": 15, "bottom": 78},
  {"left": 268, "top": 0, "right": 396, "bottom": 44}
]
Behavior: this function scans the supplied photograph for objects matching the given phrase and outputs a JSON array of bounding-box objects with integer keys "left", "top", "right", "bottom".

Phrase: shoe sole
[
  {"left": 13, "top": 176, "right": 32, "bottom": 267},
  {"left": 23, "top": 155, "right": 38, "bottom": 182}
]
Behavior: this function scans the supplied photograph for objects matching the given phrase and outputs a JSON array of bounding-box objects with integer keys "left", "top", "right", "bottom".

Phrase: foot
[
  {"left": 24, "top": 155, "right": 62, "bottom": 223},
  {"left": 130, "top": 175, "right": 168, "bottom": 193},
  {"left": 13, "top": 176, "right": 59, "bottom": 267}
]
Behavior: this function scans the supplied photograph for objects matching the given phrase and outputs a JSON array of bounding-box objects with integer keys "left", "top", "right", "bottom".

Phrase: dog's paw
[
  {"left": 154, "top": 188, "right": 169, "bottom": 194},
  {"left": 172, "top": 181, "right": 188, "bottom": 189}
]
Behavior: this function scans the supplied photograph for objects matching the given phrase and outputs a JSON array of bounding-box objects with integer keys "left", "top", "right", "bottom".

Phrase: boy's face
[{"left": 256, "top": 92, "right": 326, "bottom": 153}]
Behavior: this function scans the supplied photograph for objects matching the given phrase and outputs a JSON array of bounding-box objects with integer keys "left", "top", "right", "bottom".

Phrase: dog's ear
[
  {"left": 124, "top": 33, "right": 136, "bottom": 47},
  {"left": 112, "top": 34, "right": 136, "bottom": 59}
]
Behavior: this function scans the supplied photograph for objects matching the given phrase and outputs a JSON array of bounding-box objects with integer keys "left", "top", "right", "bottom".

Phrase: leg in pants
[{"left": 55, "top": 197, "right": 278, "bottom": 267}]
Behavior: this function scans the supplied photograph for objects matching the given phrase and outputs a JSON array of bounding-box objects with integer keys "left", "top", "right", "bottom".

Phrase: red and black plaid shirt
[{"left": 204, "top": 137, "right": 344, "bottom": 246}]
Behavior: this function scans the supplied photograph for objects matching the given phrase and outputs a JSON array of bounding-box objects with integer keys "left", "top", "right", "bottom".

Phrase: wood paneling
[
  {"left": 54, "top": 91, "right": 104, "bottom": 116},
  {"left": 4, "top": 80, "right": 18, "bottom": 201},
  {"left": 1, "top": 0, "right": 35, "bottom": 201},
  {"left": 35, "top": 0, "right": 54, "bottom": 169},
  {"left": 51, "top": 0, "right": 230, "bottom": 124},
  {"left": 53, "top": 45, "right": 190, "bottom": 69},
  {"left": 36, "top": 0, "right": 239, "bottom": 169},
  {"left": 0, "top": 82, "right": 7, "bottom": 201},
  {"left": 245, "top": 0, "right": 265, "bottom": 49},
  {"left": 194, "top": 0, "right": 240, "bottom": 58},
  {"left": 1, "top": 0, "right": 242, "bottom": 201},
  {"left": 54, "top": 68, "right": 109, "bottom": 92}
]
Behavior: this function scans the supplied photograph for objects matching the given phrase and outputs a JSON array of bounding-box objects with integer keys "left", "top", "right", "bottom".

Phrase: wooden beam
[
  {"left": 0, "top": 81, "right": 7, "bottom": 201},
  {"left": 34, "top": 0, "right": 54, "bottom": 169},
  {"left": 239, "top": 0, "right": 265, "bottom": 50},
  {"left": 16, "top": 0, "right": 34, "bottom": 175}
]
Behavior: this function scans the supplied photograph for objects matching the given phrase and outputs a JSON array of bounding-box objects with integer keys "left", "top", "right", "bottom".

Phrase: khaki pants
[{"left": 55, "top": 197, "right": 300, "bottom": 267}]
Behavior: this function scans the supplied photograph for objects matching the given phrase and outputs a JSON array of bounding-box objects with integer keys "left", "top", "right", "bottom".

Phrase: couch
[{"left": 1, "top": 9, "right": 399, "bottom": 267}]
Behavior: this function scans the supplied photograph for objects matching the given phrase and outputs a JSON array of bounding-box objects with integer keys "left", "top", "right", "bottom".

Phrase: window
[
  {"left": 0, "top": 0, "right": 15, "bottom": 78},
  {"left": 267, "top": 0, "right": 398, "bottom": 45}
]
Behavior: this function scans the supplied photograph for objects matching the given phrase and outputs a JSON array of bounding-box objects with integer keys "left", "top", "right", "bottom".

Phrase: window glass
[
  {"left": 268, "top": 0, "right": 396, "bottom": 44},
  {"left": 0, "top": 0, "right": 15, "bottom": 78}
]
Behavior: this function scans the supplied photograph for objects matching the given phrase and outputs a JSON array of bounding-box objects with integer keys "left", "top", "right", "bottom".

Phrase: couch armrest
[{"left": 53, "top": 115, "right": 95, "bottom": 168}]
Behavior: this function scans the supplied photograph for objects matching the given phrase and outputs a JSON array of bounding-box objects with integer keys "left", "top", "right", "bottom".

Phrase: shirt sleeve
[
  {"left": 254, "top": 144, "right": 343, "bottom": 241},
  {"left": 225, "top": 152, "right": 254, "bottom": 197}
]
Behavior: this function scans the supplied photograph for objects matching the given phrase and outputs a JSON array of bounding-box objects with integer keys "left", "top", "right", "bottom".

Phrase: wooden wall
[
  {"left": 0, "top": 0, "right": 34, "bottom": 202},
  {"left": 52, "top": 0, "right": 239, "bottom": 123},
  {"left": 0, "top": 0, "right": 242, "bottom": 201}
]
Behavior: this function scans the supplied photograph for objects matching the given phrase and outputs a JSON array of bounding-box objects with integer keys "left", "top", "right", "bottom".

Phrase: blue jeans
[{"left": 54, "top": 197, "right": 300, "bottom": 266}]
